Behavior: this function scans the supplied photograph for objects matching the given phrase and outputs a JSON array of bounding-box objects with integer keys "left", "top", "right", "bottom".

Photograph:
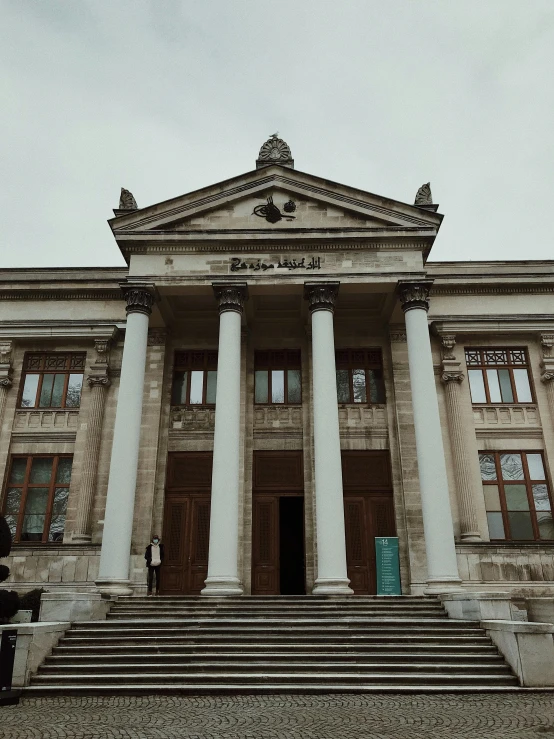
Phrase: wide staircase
[{"left": 27, "top": 595, "right": 519, "bottom": 694}]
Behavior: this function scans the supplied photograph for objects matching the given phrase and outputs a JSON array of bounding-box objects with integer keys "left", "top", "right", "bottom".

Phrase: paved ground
[{"left": 3, "top": 693, "right": 554, "bottom": 739}]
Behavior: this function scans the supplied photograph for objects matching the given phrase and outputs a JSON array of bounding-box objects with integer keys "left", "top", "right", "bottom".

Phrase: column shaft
[
  {"left": 202, "top": 284, "right": 246, "bottom": 595},
  {"left": 73, "top": 379, "right": 109, "bottom": 542},
  {"left": 442, "top": 376, "right": 481, "bottom": 540},
  {"left": 97, "top": 287, "right": 153, "bottom": 595},
  {"left": 305, "top": 282, "right": 352, "bottom": 595},
  {"left": 400, "top": 282, "right": 461, "bottom": 592}
]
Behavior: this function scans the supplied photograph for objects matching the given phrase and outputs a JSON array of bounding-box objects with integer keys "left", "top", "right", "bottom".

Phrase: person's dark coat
[{"left": 144, "top": 543, "right": 165, "bottom": 567}]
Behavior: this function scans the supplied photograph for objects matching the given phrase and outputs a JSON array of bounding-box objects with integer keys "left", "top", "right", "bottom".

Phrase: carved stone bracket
[
  {"left": 440, "top": 334, "right": 456, "bottom": 360},
  {"left": 212, "top": 283, "right": 248, "bottom": 314},
  {"left": 541, "top": 367, "right": 554, "bottom": 384},
  {"left": 540, "top": 333, "right": 554, "bottom": 358},
  {"left": 0, "top": 339, "right": 13, "bottom": 389},
  {"left": 121, "top": 285, "right": 156, "bottom": 317},
  {"left": 87, "top": 375, "right": 111, "bottom": 388},
  {"left": 304, "top": 282, "right": 340, "bottom": 313},
  {"left": 397, "top": 280, "right": 433, "bottom": 313},
  {"left": 87, "top": 337, "right": 112, "bottom": 388}
]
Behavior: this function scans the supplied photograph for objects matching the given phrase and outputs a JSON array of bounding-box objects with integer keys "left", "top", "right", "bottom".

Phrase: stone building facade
[{"left": 1, "top": 137, "right": 554, "bottom": 598}]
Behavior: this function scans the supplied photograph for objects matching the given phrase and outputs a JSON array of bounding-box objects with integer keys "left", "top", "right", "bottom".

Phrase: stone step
[
  {"left": 24, "top": 683, "right": 524, "bottom": 696},
  {"left": 108, "top": 609, "right": 445, "bottom": 619},
  {"left": 46, "top": 651, "right": 505, "bottom": 664},
  {"left": 111, "top": 601, "right": 444, "bottom": 609},
  {"left": 30, "top": 671, "right": 518, "bottom": 687},
  {"left": 53, "top": 642, "right": 499, "bottom": 655},
  {"left": 38, "top": 661, "right": 512, "bottom": 675},
  {"left": 118, "top": 596, "right": 434, "bottom": 603}
]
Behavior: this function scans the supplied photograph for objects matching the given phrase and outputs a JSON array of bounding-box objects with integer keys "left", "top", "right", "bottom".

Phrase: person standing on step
[{"left": 145, "top": 534, "right": 164, "bottom": 596}]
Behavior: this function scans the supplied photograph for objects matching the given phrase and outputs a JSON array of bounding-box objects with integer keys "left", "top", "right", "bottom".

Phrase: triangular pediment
[{"left": 110, "top": 165, "right": 442, "bottom": 238}]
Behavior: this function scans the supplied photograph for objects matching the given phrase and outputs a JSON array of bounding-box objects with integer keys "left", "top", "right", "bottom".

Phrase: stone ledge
[{"left": 481, "top": 619, "right": 554, "bottom": 634}]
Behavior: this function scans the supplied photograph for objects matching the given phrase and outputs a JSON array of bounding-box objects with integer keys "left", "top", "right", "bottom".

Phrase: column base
[
  {"left": 312, "top": 578, "right": 354, "bottom": 596},
  {"left": 460, "top": 532, "right": 482, "bottom": 542},
  {"left": 424, "top": 577, "right": 463, "bottom": 596},
  {"left": 71, "top": 533, "right": 92, "bottom": 544},
  {"left": 95, "top": 579, "right": 133, "bottom": 597},
  {"left": 201, "top": 577, "right": 243, "bottom": 596}
]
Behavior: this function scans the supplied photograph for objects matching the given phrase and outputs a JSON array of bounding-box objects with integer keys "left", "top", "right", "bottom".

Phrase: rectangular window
[
  {"left": 465, "top": 348, "right": 533, "bottom": 404},
  {"left": 335, "top": 348, "right": 385, "bottom": 404},
  {"left": 19, "top": 353, "right": 85, "bottom": 409},
  {"left": 171, "top": 350, "right": 218, "bottom": 406},
  {"left": 2, "top": 455, "right": 73, "bottom": 543},
  {"left": 254, "top": 350, "right": 302, "bottom": 405},
  {"left": 479, "top": 451, "right": 554, "bottom": 541}
]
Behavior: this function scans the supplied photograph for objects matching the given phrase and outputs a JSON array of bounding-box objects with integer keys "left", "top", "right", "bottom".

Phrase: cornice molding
[
  {"left": 433, "top": 317, "right": 554, "bottom": 335},
  {"left": 0, "top": 290, "right": 123, "bottom": 301},
  {"left": 114, "top": 173, "right": 435, "bottom": 233},
  {"left": 432, "top": 285, "right": 554, "bottom": 296},
  {"left": 0, "top": 323, "right": 122, "bottom": 340}
]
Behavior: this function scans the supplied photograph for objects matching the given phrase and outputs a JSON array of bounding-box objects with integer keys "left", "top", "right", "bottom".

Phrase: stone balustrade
[
  {"left": 472, "top": 404, "right": 539, "bottom": 427},
  {"left": 171, "top": 406, "right": 216, "bottom": 431},
  {"left": 253, "top": 405, "right": 303, "bottom": 430},
  {"left": 338, "top": 404, "right": 387, "bottom": 428},
  {"left": 13, "top": 409, "right": 79, "bottom": 432}
]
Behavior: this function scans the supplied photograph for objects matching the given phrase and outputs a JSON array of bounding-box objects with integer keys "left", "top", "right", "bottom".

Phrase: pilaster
[{"left": 439, "top": 334, "right": 481, "bottom": 541}]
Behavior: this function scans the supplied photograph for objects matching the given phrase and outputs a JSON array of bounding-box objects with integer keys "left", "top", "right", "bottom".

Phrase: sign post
[{"left": 375, "top": 537, "right": 401, "bottom": 596}]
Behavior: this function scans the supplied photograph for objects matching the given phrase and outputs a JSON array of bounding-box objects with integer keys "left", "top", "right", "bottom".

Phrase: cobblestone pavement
[{"left": 2, "top": 693, "right": 554, "bottom": 739}]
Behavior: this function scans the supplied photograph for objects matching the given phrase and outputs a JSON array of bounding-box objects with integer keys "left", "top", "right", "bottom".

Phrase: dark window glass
[
  {"left": 1, "top": 455, "right": 72, "bottom": 543},
  {"left": 335, "top": 348, "right": 385, "bottom": 404},
  {"left": 479, "top": 451, "right": 553, "bottom": 541},
  {"left": 465, "top": 348, "right": 533, "bottom": 404},
  {"left": 171, "top": 351, "right": 217, "bottom": 406},
  {"left": 254, "top": 350, "right": 302, "bottom": 405},
  {"left": 19, "top": 353, "right": 85, "bottom": 409}
]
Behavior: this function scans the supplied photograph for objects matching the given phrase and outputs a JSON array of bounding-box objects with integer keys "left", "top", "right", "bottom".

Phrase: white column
[
  {"left": 202, "top": 283, "right": 247, "bottom": 596},
  {"left": 305, "top": 282, "right": 352, "bottom": 595},
  {"left": 398, "top": 280, "right": 461, "bottom": 593},
  {"left": 96, "top": 285, "right": 154, "bottom": 595}
]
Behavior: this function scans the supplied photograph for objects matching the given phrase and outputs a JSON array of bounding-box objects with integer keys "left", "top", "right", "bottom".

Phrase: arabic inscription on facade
[{"left": 230, "top": 257, "right": 321, "bottom": 273}]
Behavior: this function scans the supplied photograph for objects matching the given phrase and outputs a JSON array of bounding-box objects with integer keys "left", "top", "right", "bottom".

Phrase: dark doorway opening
[{"left": 279, "top": 496, "right": 305, "bottom": 595}]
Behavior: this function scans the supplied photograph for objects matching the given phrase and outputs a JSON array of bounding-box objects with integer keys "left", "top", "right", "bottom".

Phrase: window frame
[
  {"left": 254, "top": 349, "right": 302, "bottom": 405},
  {"left": 2, "top": 454, "right": 73, "bottom": 544},
  {"left": 172, "top": 350, "right": 218, "bottom": 407},
  {"left": 480, "top": 450, "right": 554, "bottom": 542},
  {"left": 18, "top": 352, "right": 86, "bottom": 410},
  {"left": 464, "top": 347, "right": 535, "bottom": 405},
  {"left": 335, "top": 348, "right": 386, "bottom": 405}
]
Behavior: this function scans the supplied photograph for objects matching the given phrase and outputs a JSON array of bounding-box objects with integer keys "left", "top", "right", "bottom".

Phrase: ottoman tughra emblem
[{"left": 253, "top": 195, "right": 296, "bottom": 224}]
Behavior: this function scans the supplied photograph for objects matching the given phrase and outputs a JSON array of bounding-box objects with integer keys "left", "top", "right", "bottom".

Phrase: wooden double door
[
  {"left": 252, "top": 451, "right": 306, "bottom": 595},
  {"left": 342, "top": 451, "right": 396, "bottom": 594},
  {"left": 161, "top": 452, "right": 212, "bottom": 595}
]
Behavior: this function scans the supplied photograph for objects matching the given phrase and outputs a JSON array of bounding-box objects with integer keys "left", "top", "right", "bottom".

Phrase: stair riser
[
  {"left": 39, "top": 664, "right": 512, "bottom": 675},
  {"left": 31, "top": 675, "right": 518, "bottom": 686},
  {"left": 53, "top": 645, "right": 500, "bottom": 656}
]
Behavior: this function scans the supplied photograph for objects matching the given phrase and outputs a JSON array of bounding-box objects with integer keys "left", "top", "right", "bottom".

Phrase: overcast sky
[{"left": 1, "top": 1, "right": 553, "bottom": 268}]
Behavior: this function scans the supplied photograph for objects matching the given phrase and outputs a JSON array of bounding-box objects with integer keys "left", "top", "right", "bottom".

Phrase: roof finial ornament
[
  {"left": 119, "top": 187, "right": 138, "bottom": 210},
  {"left": 414, "top": 182, "right": 433, "bottom": 206},
  {"left": 256, "top": 134, "right": 294, "bottom": 170}
]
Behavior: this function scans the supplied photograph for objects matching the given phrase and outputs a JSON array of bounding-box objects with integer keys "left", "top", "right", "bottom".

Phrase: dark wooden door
[
  {"left": 251, "top": 451, "right": 304, "bottom": 595},
  {"left": 161, "top": 452, "right": 212, "bottom": 595},
  {"left": 342, "top": 451, "right": 396, "bottom": 595}
]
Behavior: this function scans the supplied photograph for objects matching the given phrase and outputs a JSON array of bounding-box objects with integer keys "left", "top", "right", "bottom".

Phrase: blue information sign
[{"left": 375, "top": 537, "right": 401, "bottom": 596}]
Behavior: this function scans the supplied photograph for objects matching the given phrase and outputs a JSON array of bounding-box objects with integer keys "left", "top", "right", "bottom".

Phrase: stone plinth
[
  {"left": 39, "top": 591, "right": 111, "bottom": 622},
  {"left": 481, "top": 619, "right": 554, "bottom": 687},
  {"left": 0, "top": 621, "right": 69, "bottom": 687}
]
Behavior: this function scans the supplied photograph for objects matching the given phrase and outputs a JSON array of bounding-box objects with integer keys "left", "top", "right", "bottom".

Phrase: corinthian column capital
[
  {"left": 304, "top": 282, "right": 340, "bottom": 313},
  {"left": 397, "top": 279, "right": 434, "bottom": 313},
  {"left": 212, "top": 283, "right": 248, "bottom": 314},
  {"left": 121, "top": 284, "right": 156, "bottom": 316},
  {"left": 0, "top": 340, "right": 14, "bottom": 390}
]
